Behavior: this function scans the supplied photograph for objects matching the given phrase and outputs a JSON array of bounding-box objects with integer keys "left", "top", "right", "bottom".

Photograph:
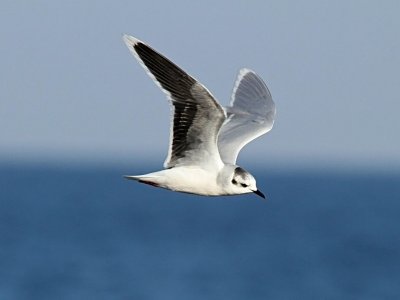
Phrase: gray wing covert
[{"left": 217, "top": 68, "right": 276, "bottom": 164}]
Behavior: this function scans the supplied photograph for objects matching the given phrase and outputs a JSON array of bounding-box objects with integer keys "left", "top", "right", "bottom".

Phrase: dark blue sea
[{"left": 1, "top": 163, "right": 399, "bottom": 299}]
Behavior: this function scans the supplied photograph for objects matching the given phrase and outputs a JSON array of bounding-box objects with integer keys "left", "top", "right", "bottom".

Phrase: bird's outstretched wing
[
  {"left": 217, "top": 68, "right": 276, "bottom": 164},
  {"left": 123, "top": 35, "right": 226, "bottom": 169}
]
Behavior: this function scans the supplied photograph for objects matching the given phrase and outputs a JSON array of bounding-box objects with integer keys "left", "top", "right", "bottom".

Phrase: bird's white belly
[{"left": 160, "top": 167, "right": 224, "bottom": 196}]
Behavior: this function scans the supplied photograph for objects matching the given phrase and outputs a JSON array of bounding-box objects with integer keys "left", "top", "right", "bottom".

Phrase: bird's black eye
[
  {"left": 231, "top": 179, "right": 237, "bottom": 184},
  {"left": 241, "top": 183, "right": 247, "bottom": 188}
]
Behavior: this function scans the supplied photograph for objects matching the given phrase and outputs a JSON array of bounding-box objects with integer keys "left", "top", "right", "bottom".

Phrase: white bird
[{"left": 123, "top": 35, "right": 276, "bottom": 198}]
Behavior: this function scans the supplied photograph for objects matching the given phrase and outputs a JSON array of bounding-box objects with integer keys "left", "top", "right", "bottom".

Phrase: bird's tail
[
  {"left": 123, "top": 175, "right": 162, "bottom": 187},
  {"left": 123, "top": 175, "right": 141, "bottom": 181}
]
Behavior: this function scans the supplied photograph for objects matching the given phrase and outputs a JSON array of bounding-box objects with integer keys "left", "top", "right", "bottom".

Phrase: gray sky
[{"left": 1, "top": 1, "right": 400, "bottom": 169}]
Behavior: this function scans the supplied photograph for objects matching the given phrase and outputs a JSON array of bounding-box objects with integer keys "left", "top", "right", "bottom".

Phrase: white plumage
[{"left": 123, "top": 35, "right": 276, "bottom": 198}]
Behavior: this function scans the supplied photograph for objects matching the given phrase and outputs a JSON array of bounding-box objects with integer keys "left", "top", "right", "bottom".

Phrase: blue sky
[{"left": 1, "top": 1, "right": 399, "bottom": 169}]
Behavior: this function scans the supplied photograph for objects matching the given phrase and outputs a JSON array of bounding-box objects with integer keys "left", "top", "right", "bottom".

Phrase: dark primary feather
[{"left": 132, "top": 42, "right": 225, "bottom": 168}]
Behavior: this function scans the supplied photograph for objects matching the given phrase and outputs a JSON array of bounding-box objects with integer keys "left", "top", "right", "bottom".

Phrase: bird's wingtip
[
  {"left": 122, "top": 34, "right": 142, "bottom": 47},
  {"left": 238, "top": 68, "right": 257, "bottom": 77}
]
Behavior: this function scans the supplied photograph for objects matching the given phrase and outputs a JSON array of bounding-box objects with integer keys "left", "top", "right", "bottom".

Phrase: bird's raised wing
[
  {"left": 123, "top": 35, "right": 226, "bottom": 169},
  {"left": 217, "top": 68, "right": 276, "bottom": 164}
]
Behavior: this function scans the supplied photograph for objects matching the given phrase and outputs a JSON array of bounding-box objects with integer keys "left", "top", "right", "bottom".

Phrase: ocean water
[{"left": 0, "top": 163, "right": 399, "bottom": 299}]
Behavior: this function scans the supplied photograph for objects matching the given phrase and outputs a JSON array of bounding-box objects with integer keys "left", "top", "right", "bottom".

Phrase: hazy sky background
[{"left": 1, "top": 1, "right": 399, "bottom": 169}]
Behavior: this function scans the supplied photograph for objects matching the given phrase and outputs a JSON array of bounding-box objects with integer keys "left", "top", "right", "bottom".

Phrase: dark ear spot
[
  {"left": 234, "top": 167, "right": 247, "bottom": 177},
  {"left": 231, "top": 179, "right": 237, "bottom": 184}
]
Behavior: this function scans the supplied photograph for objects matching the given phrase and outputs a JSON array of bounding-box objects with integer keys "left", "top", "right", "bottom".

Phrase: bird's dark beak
[{"left": 253, "top": 189, "right": 266, "bottom": 199}]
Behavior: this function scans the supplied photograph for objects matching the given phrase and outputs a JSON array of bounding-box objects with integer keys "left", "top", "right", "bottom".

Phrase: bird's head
[{"left": 230, "top": 167, "right": 265, "bottom": 199}]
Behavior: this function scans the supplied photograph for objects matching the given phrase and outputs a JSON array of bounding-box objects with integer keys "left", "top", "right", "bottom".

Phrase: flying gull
[{"left": 123, "top": 35, "right": 276, "bottom": 198}]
